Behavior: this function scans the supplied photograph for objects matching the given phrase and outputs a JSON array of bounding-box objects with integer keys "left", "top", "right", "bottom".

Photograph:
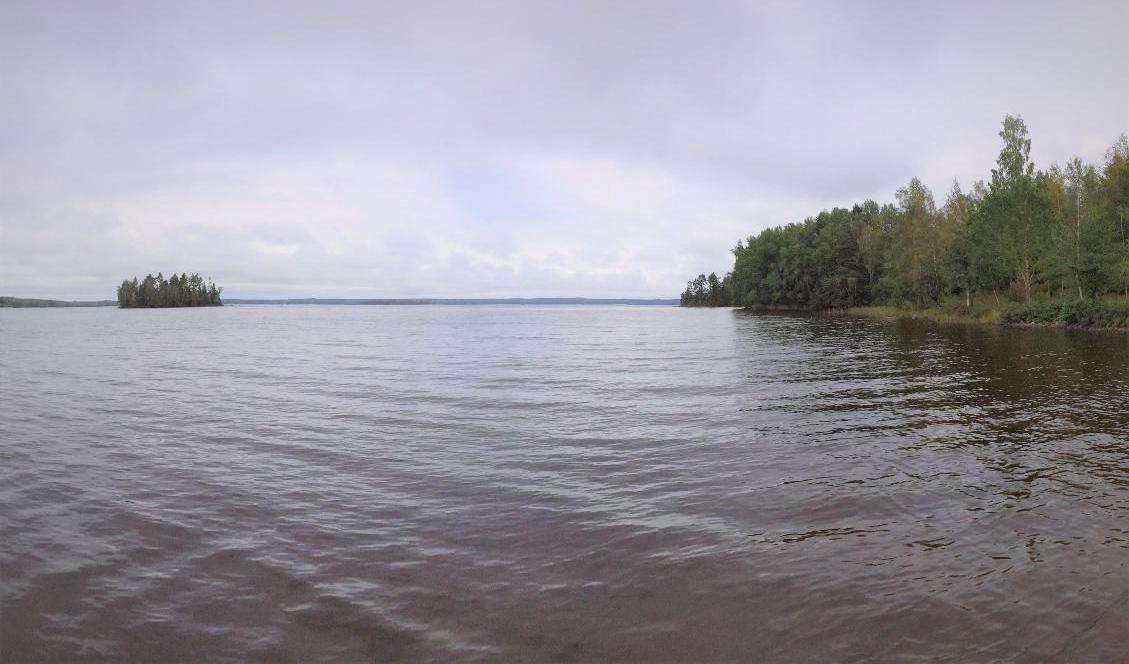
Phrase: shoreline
[
  {"left": 843, "top": 304, "right": 1129, "bottom": 332},
  {"left": 733, "top": 303, "right": 1129, "bottom": 332}
]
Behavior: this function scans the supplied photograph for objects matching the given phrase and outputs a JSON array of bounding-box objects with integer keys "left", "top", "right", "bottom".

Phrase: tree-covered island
[
  {"left": 117, "top": 273, "right": 223, "bottom": 308},
  {"left": 682, "top": 116, "right": 1129, "bottom": 328}
]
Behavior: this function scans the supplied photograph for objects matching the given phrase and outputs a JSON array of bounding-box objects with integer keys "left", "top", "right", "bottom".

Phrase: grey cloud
[{"left": 1, "top": 0, "right": 1126, "bottom": 298}]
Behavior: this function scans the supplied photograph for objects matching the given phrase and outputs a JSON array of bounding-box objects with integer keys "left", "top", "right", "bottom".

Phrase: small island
[{"left": 116, "top": 273, "right": 223, "bottom": 308}]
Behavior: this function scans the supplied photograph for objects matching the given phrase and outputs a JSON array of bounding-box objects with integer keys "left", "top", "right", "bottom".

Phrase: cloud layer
[{"left": 2, "top": 0, "right": 1126, "bottom": 298}]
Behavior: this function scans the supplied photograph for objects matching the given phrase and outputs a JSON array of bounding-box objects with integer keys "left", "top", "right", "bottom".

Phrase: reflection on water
[{"left": 1, "top": 306, "right": 1126, "bottom": 662}]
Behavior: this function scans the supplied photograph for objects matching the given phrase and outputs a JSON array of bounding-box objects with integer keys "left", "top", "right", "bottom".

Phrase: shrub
[{"left": 1002, "top": 299, "right": 1129, "bottom": 328}]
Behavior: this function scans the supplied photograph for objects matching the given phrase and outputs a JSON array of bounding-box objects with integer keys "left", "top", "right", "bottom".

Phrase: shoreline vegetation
[
  {"left": 847, "top": 298, "right": 1129, "bottom": 331},
  {"left": 117, "top": 273, "right": 222, "bottom": 308},
  {"left": 681, "top": 115, "right": 1129, "bottom": 330}
]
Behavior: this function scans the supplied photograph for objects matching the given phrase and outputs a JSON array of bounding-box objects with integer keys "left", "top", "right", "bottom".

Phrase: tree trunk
[
  {"left": 1075, "top": 189, "right": 1083, "bottom": 300},
  {"left": 1019, "top": 257, "right": 1033, "bottom": 303}
]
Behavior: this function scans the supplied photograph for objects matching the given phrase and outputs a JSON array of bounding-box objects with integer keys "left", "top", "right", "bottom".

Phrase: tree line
[
  {"left": 679, "top": 272, "right": 731, "bottom": 306},
  {"left": 117, "top": 273, "right": 223, "bottom": 308},
  {"left": 682, "top": 116, "right": 1129, "bottom": 312}
]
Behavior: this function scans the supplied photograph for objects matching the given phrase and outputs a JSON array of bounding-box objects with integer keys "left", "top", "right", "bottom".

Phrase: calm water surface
[{"left": 1, "top": 305, "right": 1126, "bottom": 662}]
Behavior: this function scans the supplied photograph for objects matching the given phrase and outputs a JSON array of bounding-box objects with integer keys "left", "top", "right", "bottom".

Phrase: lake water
[{"left": 1, "top": 305, "right": 1126, "bottom": 662}]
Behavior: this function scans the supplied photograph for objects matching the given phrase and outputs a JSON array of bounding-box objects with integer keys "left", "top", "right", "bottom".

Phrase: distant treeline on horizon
[
  {"left": 117, "top": 273, "right": 222, "bottom": 308},
  {"left": 2, "top": 295, "right": 680, "bottom": 308},
  {"left": 0, "top": 296, "right": 115, "bottom": 308},
  {"left": 681, "top": 115, "right": 1129, "bottom": 311},
  {"left": 224, "top": 297, "right": 679, "bottom": 305}
]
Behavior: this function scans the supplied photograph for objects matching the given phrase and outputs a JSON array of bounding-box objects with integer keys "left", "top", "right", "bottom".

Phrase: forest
[
  {"left": 117, "top": 273, "right": 223, "bottom": 308},
  {"left": 681, "top": 116, "right": 1129, "bottom": 327}
]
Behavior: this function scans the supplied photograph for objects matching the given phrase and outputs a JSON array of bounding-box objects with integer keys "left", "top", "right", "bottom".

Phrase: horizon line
[{"left": 2, "top": 295, "right": 681, "bottom": 306}]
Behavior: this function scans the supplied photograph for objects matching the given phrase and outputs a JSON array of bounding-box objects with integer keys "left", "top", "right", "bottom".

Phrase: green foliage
[
  {"left": 1001, "top": 299, "right": 1129, "bottom": 328},
  {"left": 681, "top": 117, "right": 1129, "bottom": 328},
  {"left": 680, "top": 272, "right": 732, "bottom": 306},
  {"left": 117, "top": 273, "right": 222, "bottom": 308}
]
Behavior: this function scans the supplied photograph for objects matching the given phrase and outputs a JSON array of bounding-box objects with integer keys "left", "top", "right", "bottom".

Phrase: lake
[{"left": 1, "top": 305, "right": 1126, "bottom": 661}]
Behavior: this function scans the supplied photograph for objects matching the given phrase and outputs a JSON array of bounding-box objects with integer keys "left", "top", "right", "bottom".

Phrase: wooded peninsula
[
  {"left": 117, "top": 273, "right": 223, "bottom": 308},
  {"left": 681, "top": 116, "right": 1129, "bottom": 329}
]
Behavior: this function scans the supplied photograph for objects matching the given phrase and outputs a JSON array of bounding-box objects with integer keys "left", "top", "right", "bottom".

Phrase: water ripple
[{"left": 1, "top": 306, "right": 1126, "bottom": 662}]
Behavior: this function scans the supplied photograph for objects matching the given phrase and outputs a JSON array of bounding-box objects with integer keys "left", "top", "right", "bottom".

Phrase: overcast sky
[{"left": 2, "top": 0, "right": 1126, "bottom": 299}]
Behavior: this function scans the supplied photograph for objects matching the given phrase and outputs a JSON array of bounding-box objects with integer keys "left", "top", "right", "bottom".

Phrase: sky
[{"left": 2, "top": 0, "right": 1127, "bottom": 299}]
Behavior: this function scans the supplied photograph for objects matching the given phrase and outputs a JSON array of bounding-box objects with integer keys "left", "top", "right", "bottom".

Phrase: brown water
[{"left": 1, "top": 305, "right": 1126, "bottom": 662}]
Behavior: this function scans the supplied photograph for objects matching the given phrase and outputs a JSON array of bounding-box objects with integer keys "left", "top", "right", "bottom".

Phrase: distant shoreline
[
  {"left": 0, "top": 297, "right": 116, "bottom": 308},
  {"left": 2, "top": 296, "right": 678, "bottom": 308},
  {"left": 225, "top": 298, "right": 680, "bottom": 305}
]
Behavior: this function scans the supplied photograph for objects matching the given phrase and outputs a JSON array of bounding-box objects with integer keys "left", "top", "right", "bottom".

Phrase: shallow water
[{"left": 1, "top": 305, "right": 1126, "bottom": 662}]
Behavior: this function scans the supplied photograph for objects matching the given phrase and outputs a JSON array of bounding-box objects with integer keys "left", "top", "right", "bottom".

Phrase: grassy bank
[{"left": 844, "top": 296, "right": 1129, "bottom": 330}]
